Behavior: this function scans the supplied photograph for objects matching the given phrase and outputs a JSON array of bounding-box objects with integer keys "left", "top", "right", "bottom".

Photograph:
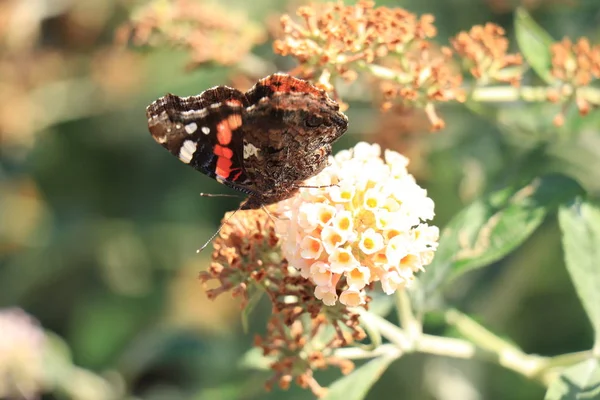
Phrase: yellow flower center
[
  {"left": 386, "top": 229, "right": 401, "bottom": 240},
  {"left": 331, "top": 233, "right": 342, "bottom": 244},
  {"left": 350, "top": 268, "right": 362, "bottom": 279},
  {"left": 339, "top": 217, "right": 350, "bottom": 230},
  {"left": 400, "top": 254, "right": 418, "bottom": 267},
  {"left": 310, "top": 240, "right": 321, "bottom": 252},
  {"left": 338, "top": 252, "right": 350, "bottom": 263},
  {"left": 320, "top": 211, "right": 333, "bottom": 224}
]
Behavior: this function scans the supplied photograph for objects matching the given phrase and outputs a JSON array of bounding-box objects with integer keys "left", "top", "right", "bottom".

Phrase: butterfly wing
[
  {"left": 240, "top": 74, "right": 348, "bottom": 196},
  {"left": 146, "top": 87, "right": 255, "bottom": 194}
]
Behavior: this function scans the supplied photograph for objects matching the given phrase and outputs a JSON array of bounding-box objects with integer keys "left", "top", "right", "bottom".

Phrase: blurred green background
[{"left": 2, "top": 0, "right": 600, "bottom": 399}]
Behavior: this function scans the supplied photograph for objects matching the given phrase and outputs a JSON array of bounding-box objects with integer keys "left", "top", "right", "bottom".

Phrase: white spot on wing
[
  {"left": 179, "top": 140, "right": 197, "bottom": 164},
  {"left": 201, "top": 126, "right": 210, "bottom": 135},
  {"left": 180, "top": 108, "right": 208, "bottom": 118},
  {"left": 185, "top": 122, "right": 197, "bottom": 134},
  {"left": 243, "top": 143, "right": 260, "bottom": 159},
  {"left": 157, "top": 136, "right": 167, "bottom": 144}
]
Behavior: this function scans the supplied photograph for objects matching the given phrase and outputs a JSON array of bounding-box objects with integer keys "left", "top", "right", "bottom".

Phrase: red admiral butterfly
[{"left": 146, "top": 74, "right": 348, "bottom": 209}]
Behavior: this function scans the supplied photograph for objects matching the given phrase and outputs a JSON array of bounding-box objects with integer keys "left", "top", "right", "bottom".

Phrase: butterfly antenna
[
  {"left": 200, "top": 193, "right": 243, "bottom": 198},
  {"left": 196, "top": 199, "right": 248, "bottom": 253},
  {"left": 260, "top": 204, "right": 278, "bottom": 224},
  {"left": 295, "top": 183, "right": 339, "bottom": 189}
]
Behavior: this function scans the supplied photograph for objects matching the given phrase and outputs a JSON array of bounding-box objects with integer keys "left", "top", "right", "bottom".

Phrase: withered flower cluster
[
  {"left": 273, "top": 0, "right": 464, "bottom": 130},
  {"left": 451, "top": 23, "right": 523, "bottom": 86},
  {"left": 275, "top": 0, "right": 436, "bottom": 79},
  {"left": 378, "top": 46, "right": 463, "bottom": 130},
  {"left": 0, "top": 0, "right": 143, "bottom": 153},
  {"left": 547, "top": 37, "right": 600, "bottom": 124},
  {"left": 200, "top": 209, "right": 366, "bottom": 397},
  {"left": 118, "top": 0, "right": 266, "bottom": 68}
]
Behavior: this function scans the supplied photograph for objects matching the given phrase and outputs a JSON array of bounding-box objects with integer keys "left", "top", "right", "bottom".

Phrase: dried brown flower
[
  {"left": 256, "top": 313, "right": 361, "bottom": 398},
  {"left": 200, "top": 208, "right": 282, "bottom": 307},
  {"left": 118, "top": 0, "right": 266, "bottom": 68},
  {"left": 274, "top": 1, "right": 463, "bottom": 130},
  {"left": 0, "top": 51, "right": 70, "bottom": 149},
  {"left": 551, "top": 37, "right": 600, "bottom": 87},
  {"left": 275, "top": 0, "right": 437, "bottom": 76},
  {"left": 201, "top": 208, "right": 367, "bottom": 397},
  {"left": 379, "top": 44, "right": 465, "bottom": 130},
  {"left": 548, "top": 37, "right": 600, "bottom": 124},
  {"left": 451, "top": 23, "right": 523, "bottom": 86}
]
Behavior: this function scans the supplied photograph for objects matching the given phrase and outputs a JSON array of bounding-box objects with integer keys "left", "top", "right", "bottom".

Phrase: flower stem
[
  {"left": 354, "top": 308, "right": 593, "bottom": 387},
  {"left": 395, "top": 289, "right": 421, "bottom": 342},
  {"left": 445, "top": 309, "right": 519, "bottom": 353},
  {"left": 532, "top": 350, "right": 593, "bottom": 383},
  {"left": 357, "top": 62, "right": 600, "bottom": 105},
  {"left": 334, "top": 343, "right": 402, "bottom": 360},
  {"left": 445, "top": 309, "right": 551, "bottom": 382}
]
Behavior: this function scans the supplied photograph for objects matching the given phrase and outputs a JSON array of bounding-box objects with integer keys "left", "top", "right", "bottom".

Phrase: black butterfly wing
[{"left": 146, "top": 87, "right": 255, "bottom": 194}]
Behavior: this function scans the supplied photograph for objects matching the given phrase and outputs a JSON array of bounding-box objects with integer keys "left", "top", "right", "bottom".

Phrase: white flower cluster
[
  {"left": 276, "top": 142, "right": 439, "bottom": 306},
  {"left": 0, "top": 308, "right": 46, "bottom": 399}
]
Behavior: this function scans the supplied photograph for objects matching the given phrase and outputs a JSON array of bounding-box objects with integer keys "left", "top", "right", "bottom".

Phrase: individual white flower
[
  {"left": 300, "top": 236, "right": 323, "bottom": 259},
  {"left": 385, "top": 149, "right": 410, "bottom": 177},
  {"left": 332, "top": 210, "right": 354, "bottom": 236},
  {"left": 310, "top": 261, "right": 333, "bottom": 286},
  {"left": 277, "top": 142, "right": 439, "bottom": 306},
  {"left": 297, "top": 203, "right": 320, "bottom": 231},
  {"left": 329, "top": 180, "right": 355, "bottom": 203},
  {"left": 358, "top": 228, "right": 384, "bottom": 255},
  {"left": 328, "top": 247, "right": 360, "bottom": 273},
  {"left": 346, "top": 265, "right": 371, "bottom": 289},
  {"left": 339, "top": 286, "right": 367, "bottom": 306},
  {"left": 353, "top": 142, "right": 381, "bottom": 159},
  {"left": 315, "top": 203, "right": 337, "bottom": 227},
  {"left": 363, "top": 188, "right": 385, "bottom": 211},
  {"left": 314, "top": 285, "right": 338, "bottom": 306},
  {"left": 321, "top": 226, "right": 346, "bottom": 254},
  {"left": 380, "top": 269, "right": 406, "bottom": 294}
]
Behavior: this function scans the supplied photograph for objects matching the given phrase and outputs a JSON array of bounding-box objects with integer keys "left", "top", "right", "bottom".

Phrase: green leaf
[
  {"left": 420, "top": 174, "right": 584, "bottom": 301},
  {"left": 559, "top": 200, "right": 600, "bottom": 344},
  {"left": 515, "top": 7, "right": 556, "bottom": 84},
  {"left": 322, "top": 354, "right": 397, "bottom": 400},
  {"left": 545, "top": 358, "right": 600, "bottom": 400},
  {"left": 238, "top": 347, "right": 273, "bottom": 371}
]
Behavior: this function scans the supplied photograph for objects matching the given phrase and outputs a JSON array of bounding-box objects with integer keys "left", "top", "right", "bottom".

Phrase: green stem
[
  {"left": 395, "top": 289, "right": 421, "bottom": 342},
  {"left": 533, "top": 350, "right": 593, "bottom": 378},
  {"left": 445, "top": 309, "right": 520, "bottom": 354},
  {"left": 445, "top": 309, "right": 561, "bottom": 385},
  {"left": 356, "top": 62, "right": 600, "bottom": 105},
  {"left": 416, "top": 334, "right": 477, "bottom": 359},
  {"left": 334, "top": 343, "right": 402, "bottom": 360},
  {"left": 356, "top": 308, "right": 412, "bottom": 350},
  {"left": 353, "top": 309, "right": 592, "bottom": 387}
]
